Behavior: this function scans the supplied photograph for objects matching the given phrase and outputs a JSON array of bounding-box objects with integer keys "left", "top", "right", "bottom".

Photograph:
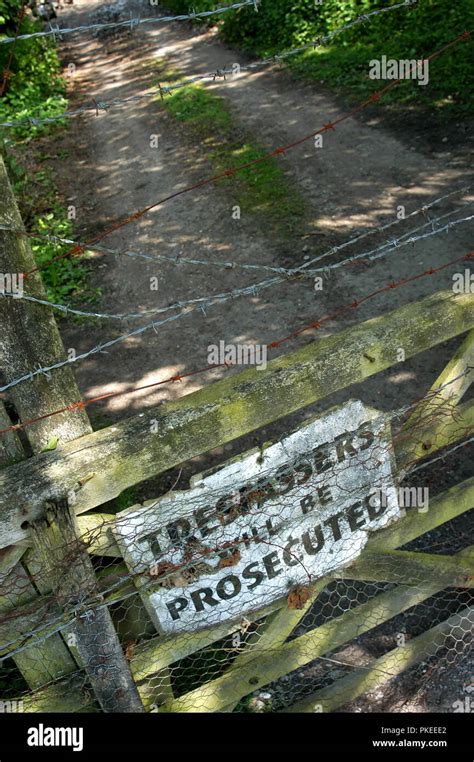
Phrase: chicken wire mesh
[{"left": 0, "top": 386, "right": 472, "bottom": 714}]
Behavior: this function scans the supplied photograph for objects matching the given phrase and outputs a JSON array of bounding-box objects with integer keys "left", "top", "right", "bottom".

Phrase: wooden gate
[{"left": 0, "top": 157, "right": 473, "bottom": 712}]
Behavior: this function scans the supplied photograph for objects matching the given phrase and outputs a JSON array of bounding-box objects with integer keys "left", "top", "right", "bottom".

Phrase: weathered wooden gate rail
[
  {"left": 288, "top": 604, "right": 474, "bottom": 713},
  {"left": 0, "top": 288, "right": 473, "bottom": 549}
]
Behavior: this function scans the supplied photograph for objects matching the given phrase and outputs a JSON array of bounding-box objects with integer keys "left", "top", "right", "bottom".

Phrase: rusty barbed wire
[
  {"left": 1, "top": 248, "right": 472, "bottom": 434},
  {"left": 16, "top": 28, "right": 472, "bottom": 284},
  {"left": 1, "top": 205, "right": 472, "bottom": 322},
  {"left": 0, "top": 185, "right": 470, "bottom": 282}
]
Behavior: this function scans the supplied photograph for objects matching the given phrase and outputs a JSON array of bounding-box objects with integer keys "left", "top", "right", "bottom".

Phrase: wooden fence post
[
  {"left": 31, "top": 497, "right": 144, "bottom": 712},
  {"left": 0, "top": 401, "right": 23, "bottom": 467},
  {"left": 0, "top": 401, "right": 76, "bottom": 688},
  {"left": 0, "top": 155, "right": 144, "bottom": 711},
  {"left": 0, "top": 153, "right": 90, "bottom": 691}
]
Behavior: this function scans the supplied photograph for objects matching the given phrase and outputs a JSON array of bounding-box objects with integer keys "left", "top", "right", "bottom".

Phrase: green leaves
[
  {"left": 31, "top": 204, "right": 97, "bottom": 307},
  {"left": 41, "top": 436, "right": 59, "bottom": 452},
  {"left": 0, "top": 12, "right": 67, "bottom": 139},
  {"left": 216, "top": 0, "right": 474, "bottom": 120}
]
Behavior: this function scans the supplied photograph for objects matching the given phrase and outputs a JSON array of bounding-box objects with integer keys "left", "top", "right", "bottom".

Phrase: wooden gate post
[
  {"left": 0, "top": 405, "right": 76, "bottom": 687},
  {"left": 0, "top": 157, "right": 91, "bottom": 450},
  {"left": 0, "top": 156, "right": 144, "bottom": 711},
  {"left": 31, "top": 497, "right": 144, "bottom": 712},
  {"left": 0, "top": 155, "right": 87, "bottom": 690}
]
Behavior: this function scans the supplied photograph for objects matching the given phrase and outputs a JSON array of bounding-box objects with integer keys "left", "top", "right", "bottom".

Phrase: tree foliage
[
  {"left": 163, "top": 0, "right": 474, "bottom": 117},
  {"left": 0, "top": 2, "right": 66, "bottom": 137}
]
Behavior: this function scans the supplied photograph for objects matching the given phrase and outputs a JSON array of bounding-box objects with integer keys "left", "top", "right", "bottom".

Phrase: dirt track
[{"left": 51, "top": 0, "right": 472, "bottom": 439}]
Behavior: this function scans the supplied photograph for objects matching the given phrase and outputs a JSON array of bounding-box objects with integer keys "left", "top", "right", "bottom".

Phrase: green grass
[
  {"left": 212, "top": 142, "right": 303, "bottom": 222},
  {"left": 160, "top": 78, "right": 306, "bottom": 235},
  {"left": 285, "top": 38, "right": 472, "bottom": 121},
  {"left": 165, "top": 85, "right": 233, "bottom": 134}
]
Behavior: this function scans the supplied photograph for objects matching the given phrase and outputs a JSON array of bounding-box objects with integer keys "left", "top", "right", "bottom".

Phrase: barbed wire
[
  {"left": 0, "top": 0, "right": 259, "bottom": 47},
  {"left": 408, "top": 436, "right": 474, "bottom": 475},
  {"left": 0, "top": 185, "right": 470, "bottom": 279},
  {"left": 1, "top": 207, "right": 472, "bottom": 323},
  {"left": 18, "top": 29, "right": 473, "bottom": 282},
  {"left": 0, "top": 33, "right": 471, "bottom": 426},
  {"left": 0, "top": 0, "right": 418, "bottom": 129},
  {"left": 1, "top": 248, "right": 472, "bottom": 434},
  {"left": 0, "top": 212, "right": 472, "bottom": 402},
  {"left": 292, "top": 185, "right": 473, "bottom": 271},
  {"left": 306, "top": 211, "right": 474, "bottom": 274},
  {"left": 296, "top": 203, "right": 474, "bottom": 274}
]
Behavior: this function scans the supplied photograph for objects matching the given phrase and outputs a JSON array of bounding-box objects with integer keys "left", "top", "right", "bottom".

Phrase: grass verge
[{"left": 156, "top": 64, "right": 307, "bottom": 238}]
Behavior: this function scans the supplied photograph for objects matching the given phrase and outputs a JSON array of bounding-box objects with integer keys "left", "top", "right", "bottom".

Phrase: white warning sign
[{"left": 113, "top": 400, "right": 401, "bottom": 634}]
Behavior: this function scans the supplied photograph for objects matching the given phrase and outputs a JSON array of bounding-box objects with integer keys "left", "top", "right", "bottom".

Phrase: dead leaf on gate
[
  {"left": 146, "top": 560, "right": 180, "bottom": 578},
  {"left": 287, "top": 585, "right": 312, "bottom": 610},
  {"left": 218, "top": 549, "right": 242, "bottom": 569},
  {"left": 124, "top": 641, "right": 135, "bottom": 662}
]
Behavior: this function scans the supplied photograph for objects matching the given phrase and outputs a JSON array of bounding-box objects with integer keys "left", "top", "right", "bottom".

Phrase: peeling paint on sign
[{"left": 113, "top": 400, "right": 401, "bottom": 634}]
